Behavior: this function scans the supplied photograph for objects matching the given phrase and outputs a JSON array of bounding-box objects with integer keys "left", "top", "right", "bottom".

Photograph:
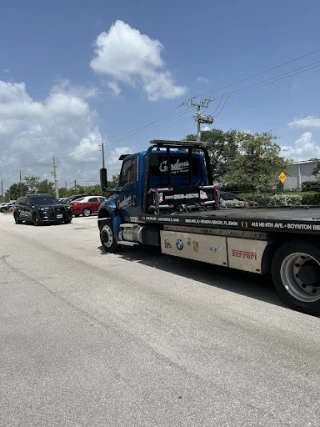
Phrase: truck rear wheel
[
  {"left": 100, "top": 219, "right": 118, "bottom": 253},
  {"left": 271, "top": 241, "right": 320, "bottom": 315}
]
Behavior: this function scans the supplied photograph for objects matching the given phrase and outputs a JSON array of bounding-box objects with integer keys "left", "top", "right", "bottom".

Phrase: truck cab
[{"left": 98, "top": 140, "right": 219, "bottom": 250}]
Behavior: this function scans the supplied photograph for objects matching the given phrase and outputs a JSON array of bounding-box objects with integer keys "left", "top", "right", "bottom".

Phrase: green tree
[
  {"left": 58, "top": 187, "right": 68, "bottom": 198},
  {"left": 36, "top": 179, "right": 55, "bottom": 195},
  {"left": 108, "top": 174, "right": 119, "bottom": 189},
  {"left": 67, "top": 185, "right": 86, "bottom": 196},
  {"left": 84, "top": 184, "right": 103, "bottom": 196},
  {"left": 5, "top": 183, "right": 28, "bottom": 200},
  {"left": 24, "top": 175, "right": 40, "bottom": 193},
  {"left": 312, "top": 161, "right": 320, "bottom": 181},
  {"left": 223, "top": 132, "right": 291, "bottom": 193},
  {"left": 184, "top": 129, "right": 238, "bottom": 181}
]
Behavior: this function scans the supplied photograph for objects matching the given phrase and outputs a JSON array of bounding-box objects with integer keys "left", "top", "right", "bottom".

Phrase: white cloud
[
  {"left": 0, "top": 80, "right": 131, "bottom": 189},
  {"left": 107, "top": 81, "right": 121, "bottom": 96},
  {"left": 288, "top": 116, "right": 320, "bottom": 129},
  {"left": 281, "top": 132, "right": 320, "bottom": 160},
  {"left": 197, "top": 76, "right": 208, "bottom": 84},
  {"left": 202, "top": 126, "right": 211, "bottom": 131},
  {"left": 51, "top": 79, "right": 98, "bottom": 99},
  {"left": 90, "top": 20, "right": 187, "bottom": 101},
  {"left": 107, "top": 146, "right": 133, "bottom": 167},
  {"left": 68, "top": 128, "right": 102, "bottom": 162}
]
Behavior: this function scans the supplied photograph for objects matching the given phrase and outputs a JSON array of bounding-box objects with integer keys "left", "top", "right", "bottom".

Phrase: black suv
[{"left": 13, "top": 194, "right": 73, "bottom": 226}]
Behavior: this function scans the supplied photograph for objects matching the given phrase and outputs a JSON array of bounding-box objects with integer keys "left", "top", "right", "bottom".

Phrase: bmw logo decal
[{"left": 176, "top": 239, "right": 184, "bottom": 250}]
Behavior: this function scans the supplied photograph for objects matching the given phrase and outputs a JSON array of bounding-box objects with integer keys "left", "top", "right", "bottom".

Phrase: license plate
[{"left": 56, "top": 214, "right": 63, "bottom": 219}]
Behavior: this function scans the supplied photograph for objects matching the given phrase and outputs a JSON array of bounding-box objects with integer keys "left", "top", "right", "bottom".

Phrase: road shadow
[{"left": 98, "top": 245, "right": 285, "bottom": 309}]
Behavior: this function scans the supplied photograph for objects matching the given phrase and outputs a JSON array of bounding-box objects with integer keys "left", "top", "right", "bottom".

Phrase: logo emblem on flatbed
[{"left": 176, "top": 239, "right": 184, "bottom": 250}]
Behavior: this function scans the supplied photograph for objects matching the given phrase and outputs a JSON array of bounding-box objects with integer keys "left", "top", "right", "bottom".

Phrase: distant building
[{"left": 284, "top": 159, "right": 319, "bottom": 190}]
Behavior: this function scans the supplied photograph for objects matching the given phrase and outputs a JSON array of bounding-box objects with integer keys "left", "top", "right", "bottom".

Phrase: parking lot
[{"left": 1, "top": 213, "right": 320, "bottom": 426}]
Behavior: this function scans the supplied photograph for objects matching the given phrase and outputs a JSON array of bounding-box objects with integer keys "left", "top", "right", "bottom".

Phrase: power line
[
  {"left": 212, "top": 96, "right": 229, "bottom": 117},
  {"left": 105, "top": 105, "right": 193, "bottom": 146},
  {"left": 192, "top": 47, "right": 320, "bottom": 100},
  {"left": 107, "top": 102, "right": 187, "bottom": 141},
  {"left": 103, "top": 106, "right": 194, "bottom": 149},
  {"left": 197, "top": 60, "right": 320, "bottom": 106},
  {"left": 103, "top": 49, "right": 320, "bottom": 146}
]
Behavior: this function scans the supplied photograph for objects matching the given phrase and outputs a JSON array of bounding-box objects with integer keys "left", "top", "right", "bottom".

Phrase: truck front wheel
[
  {"left": 100, "top": 219, "right": 118, "bottom": 253},
  {"left": 272, "top": 241, "right": 320, "bottom": 315}
]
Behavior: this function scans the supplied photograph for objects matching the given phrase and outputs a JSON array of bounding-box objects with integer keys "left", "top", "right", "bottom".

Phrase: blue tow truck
[{"left": 98, "top": 140, "right": 320, "bottom": 315}]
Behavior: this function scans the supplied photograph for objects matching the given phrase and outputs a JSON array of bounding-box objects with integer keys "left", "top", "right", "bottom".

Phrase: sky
[{"left": 1, "top": 0, "right": 320, "bottom": 192}]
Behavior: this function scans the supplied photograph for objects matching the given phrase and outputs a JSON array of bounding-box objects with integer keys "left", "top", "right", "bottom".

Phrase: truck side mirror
[{"left": 100, "top": 168, "right": 108, "bottom": 192}]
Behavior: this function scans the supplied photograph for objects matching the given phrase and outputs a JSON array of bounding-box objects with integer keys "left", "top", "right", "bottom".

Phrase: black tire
[
  {"left": 14, "top": 213, "right": 22, "bottom": 224},
  {"left": 271, "top": 241, "right": 320, "bottom": 316},
  {"left": 82, "top": 208, "right": 91, "bottom": 217},
  {"left": 64, "top": 219, "right": 72, "bottom": 224},
  {"left": 99, "top": 219, "right": 118, "bottom": 253},
  {"left": 33, "top": 213, "right": 41, "bottom": 226}
]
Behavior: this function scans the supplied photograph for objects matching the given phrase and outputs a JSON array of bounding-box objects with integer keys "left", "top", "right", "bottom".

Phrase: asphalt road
[{"left": 0, "top": 213, "right": 319, "bottom": 427}]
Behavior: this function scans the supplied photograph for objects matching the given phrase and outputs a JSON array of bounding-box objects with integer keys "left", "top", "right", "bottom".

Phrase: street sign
[{"left": 279, "top": 172, "right": 287, "bottom": 184}]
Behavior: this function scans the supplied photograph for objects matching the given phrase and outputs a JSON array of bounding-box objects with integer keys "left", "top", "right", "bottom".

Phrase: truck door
[{"left": 118, "top": 156, "right": 139, "bottom": 220}]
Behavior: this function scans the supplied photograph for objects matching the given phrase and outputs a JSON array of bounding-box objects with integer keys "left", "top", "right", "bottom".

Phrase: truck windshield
[
  {"left": 149, "top": 152, "right": 205, "bottom": 187},
  {"left": 150, "top": 154, "right": 199, "bottom": 176}
]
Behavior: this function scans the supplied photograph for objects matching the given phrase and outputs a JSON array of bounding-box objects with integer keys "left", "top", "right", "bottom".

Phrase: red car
[{"left": 70, "top": 196, "right": 106, "bottom": 217}]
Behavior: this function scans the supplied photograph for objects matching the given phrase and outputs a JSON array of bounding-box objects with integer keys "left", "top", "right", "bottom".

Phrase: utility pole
[
  {"left": 1, "top": 179, "right": 3, "bottom": 197},
  {"left": 65, "top": 181, "right": 68, "bottom": 190},
  {"left": 52, "top": 156, "right": 59, "bottom": 199},
  {"left": 191, "top": 98, "right": 214, "bottom": 141},
  {"left": 100, "top": 140, "right": 105, "bottom": 168},
  {"left": 74, "top": 180, "right": 77, "bottom": 192},
  {"left": 19, "top": 169, "right": 22, "bottom": 197}
]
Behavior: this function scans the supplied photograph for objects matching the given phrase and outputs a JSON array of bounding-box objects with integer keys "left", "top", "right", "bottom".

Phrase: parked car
[
  {"left": 63, "top": 194, "right": 89, "bottom": 204},
  {"left": 70, "top": 196, "right": 106, "bottom": 217},
  {"left": 13, "top": 194, "right": 73, "bottom": 226},
  {"left": 220, "top": 192, "right": 255, "bottom": 206},
  {"left": 0, "top": 202, "right": 15, "bottom": 212}
]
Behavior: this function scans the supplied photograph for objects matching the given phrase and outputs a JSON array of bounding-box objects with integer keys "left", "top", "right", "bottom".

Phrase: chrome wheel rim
[
  {"left": 100, "top": 225, "right": 114, "bottom": 248},
  {"left": 83, "top": 209, "right": 90, "bottom": 217},
  {"left": 280, "top": 252, "right": 320, "bottom": 303}
]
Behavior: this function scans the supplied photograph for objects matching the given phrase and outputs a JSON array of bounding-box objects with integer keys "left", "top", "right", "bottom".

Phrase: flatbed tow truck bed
[
  {"left": 98, "top": 138, "right": 320, "bottom": 314},
  {"left": 144, "top": 206, "right": 320, "bottom": 235}
]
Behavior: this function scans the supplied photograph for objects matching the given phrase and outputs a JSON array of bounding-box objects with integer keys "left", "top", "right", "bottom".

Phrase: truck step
[
  {"left": 119, "top": 223, "right": 136, "bottom": 228},
  {"left": 117, "top": 241, "right": 139, "bottom": 246}
]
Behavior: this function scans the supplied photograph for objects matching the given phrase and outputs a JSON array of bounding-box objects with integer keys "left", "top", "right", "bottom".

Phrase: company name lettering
[
  {"left": 232, "top": 250, "right": 257, "bottom": 260},
  {"left": 119, "top": 195, "right": 132, "bottom": 209},
  {"left": 251, "top": 221, "right": 315, "bottom": 231},
  {"left": 159, "top": 159, "right": 189, "bottom": 174},
  {"left": 165, "top": 193, "right": 198, "bottom": 200},
  {"left": 185, "top": 218, "right": 238, "bottom": 226}
]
